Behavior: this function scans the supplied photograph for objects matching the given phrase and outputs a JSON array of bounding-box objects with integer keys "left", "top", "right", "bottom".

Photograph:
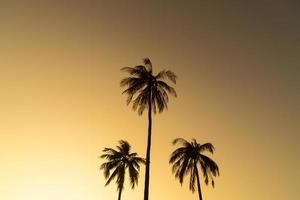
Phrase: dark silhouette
[
  {"left": 169, "top": 138, "right": 219, "bottom": 200},
  {"left": 120, "top": 58, "right": 177, "bottom": 200},
  {"left": 100, "top": 140, "right": 145, "bottom": 200}
]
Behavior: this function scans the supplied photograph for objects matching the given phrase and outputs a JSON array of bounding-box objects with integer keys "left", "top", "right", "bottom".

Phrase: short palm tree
[
  {"left": 120, "top": 58, "right": 177, "bottom": 200},
  {"left": 169, "top": 138, "right": 220, "bottom": 200},
  {"left": 100, "top": 140, "right": 145, "bottom": 200}
]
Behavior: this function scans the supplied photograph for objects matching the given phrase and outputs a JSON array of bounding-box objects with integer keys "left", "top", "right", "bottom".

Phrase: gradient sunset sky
[{"left": 1, "top": 1, "right": 299, "bottom": 200}]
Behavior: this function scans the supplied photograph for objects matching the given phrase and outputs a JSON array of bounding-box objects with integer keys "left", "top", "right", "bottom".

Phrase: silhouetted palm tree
[
  {"left": 169, "top": 138, "right": 219, "bottom": 200},
  {"left": 120, "top": 58, "right": 177, "bottom": 200},
  {"left": 100, "top": 140, "right": 145, "bottom": 200}
]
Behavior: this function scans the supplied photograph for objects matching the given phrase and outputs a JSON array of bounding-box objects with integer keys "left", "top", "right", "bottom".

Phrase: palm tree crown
[
  {"left": 120, "top": 58, "right": 177, "bottom": 115},
  {"left": 100, "top": 140, "right": 145, "bottom": 200},
  {"left": 169, "top": 138, "right": 219, "bottom": 200}
]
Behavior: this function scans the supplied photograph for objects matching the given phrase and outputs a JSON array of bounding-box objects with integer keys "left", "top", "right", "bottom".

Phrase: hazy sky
[{"left": 1, "top": 1, "right": 299, "bottom": 200}]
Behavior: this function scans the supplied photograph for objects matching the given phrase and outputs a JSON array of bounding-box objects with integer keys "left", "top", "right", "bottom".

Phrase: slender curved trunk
[
  {"left": 144, "top": 95, "right": 152, "bottom": 200},
  {"left": 195, "top": 163, "right": 203, "bottom": 200},
  {"left": 118, "top": 189, "right": 122, "bottom": 200}
]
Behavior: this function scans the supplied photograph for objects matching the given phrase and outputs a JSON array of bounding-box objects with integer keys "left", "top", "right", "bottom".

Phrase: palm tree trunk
[
  {"left": 195, "top": 163, "right": 203, "bottom": 200},
  {"left": 118, "top": 189, "right": 122, "bottom": 200},
  {"left": 144, "top": 96, "right": 152, "bottom": 200}
]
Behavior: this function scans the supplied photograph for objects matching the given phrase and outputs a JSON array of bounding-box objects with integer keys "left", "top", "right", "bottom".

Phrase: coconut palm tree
[
  {"left": 100, "top": 140, "right": 145, "bottom": 200},
  {"left": 169, "top": 138, "right": 219, "bottom": 200},
  {"left": 120, "top": 58, "right": 177, "bottom": 200}
]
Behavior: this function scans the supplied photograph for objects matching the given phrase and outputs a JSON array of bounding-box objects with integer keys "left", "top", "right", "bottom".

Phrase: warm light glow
[{"left": 0, "top": 1, "right": 299, "bottom": 200}]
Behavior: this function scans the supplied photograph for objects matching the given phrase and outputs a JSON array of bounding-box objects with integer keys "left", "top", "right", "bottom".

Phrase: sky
[{"left": 0, "top": 0, "right": 299, "bottom": 200}]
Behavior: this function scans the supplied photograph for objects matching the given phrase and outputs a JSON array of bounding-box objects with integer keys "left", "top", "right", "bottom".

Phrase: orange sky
[{"left": 1, "top": 1, "right": 299, "bottom": 200}]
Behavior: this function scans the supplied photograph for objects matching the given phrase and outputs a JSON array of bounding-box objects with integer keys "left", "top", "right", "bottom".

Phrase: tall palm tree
[
  {"left": 100, "top": 140, "right": 145, "bottom": 200},
  {"left": 120, "top": 58, "right": 177, "bottom": 200},
  {"left": 169, "top": 138, "right": 220, "bottom": 200}
]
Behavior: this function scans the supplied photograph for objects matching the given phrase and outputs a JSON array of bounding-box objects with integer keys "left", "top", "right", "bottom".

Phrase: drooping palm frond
[
  {"left": 199, "top": 154, "right": 219, "bottom": 186},
  {"left": 199, "top": 143, "right": 215, "bottom": 154},
  {"left": 104, "top": 165, "right": 124, "bottom": 187},
  {"left": 156, "top": 70, "right": 177, "bottom": 84},
  {"left": 172, "top": 138, "right": 189, "bottom": 146},
  {"left": 157, "top": 81, "right": 177, "bottom": 97},
  {"left": 127, "top": 162, "right": 139, "bottom": 189},
  {"left": 121, "top": 65, "right": 148, "bottom": 77},
  {"left": 186, "top": 160, "right": 200, "bottom": 192}
]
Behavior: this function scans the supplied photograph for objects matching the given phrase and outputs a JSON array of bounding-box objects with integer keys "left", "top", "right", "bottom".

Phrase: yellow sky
[{"left": 1, "top": 1, "right": 299, "bottom": 200}]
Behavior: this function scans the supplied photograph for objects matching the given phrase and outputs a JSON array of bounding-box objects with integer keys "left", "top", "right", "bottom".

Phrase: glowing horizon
[{"left": 1, "top": 1, "right": 299, "bottom": 200}]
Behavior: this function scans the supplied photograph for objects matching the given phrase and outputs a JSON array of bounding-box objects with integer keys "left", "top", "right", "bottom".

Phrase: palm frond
[
  {"left": 152, "top": 88, "right": 168, "bottom": 113},
  {"left": 157, "top": 86, "right": 169, "bottom": 103},
  {"left": 199, "top": 143, "right": 215, "bottom": 154},
  {"left": 189, "top": 161, "right": 197, "bottom": 192},
  {"left": 132, "top": 87, "right": 150, "bottom": 115},
  {"left": 101, "top": 148, "right": 123, "bottom": 160},
  {"left": 129, "top": 152, "right": 137, "bottom": 157},
  {"left": 104, "top": 165, "right": 123, "bottom": 186},
  {"left": 176, "top": 157, "right": 191, "bottom": 184},
  {"left": 100, "top": 159, "right": 121, "bottom": 178},
  {"left": 133, "top": 157, "right": 146, "bottom": 165},
  {"left": 116, "top": 165, "right": 125, "bottom": 190},
  {"left": 156, "top": 70, "right": 177, "bottom": 84},
  {"left": 120, "top": 66, "right": 148, "bottom": 77},
  {"left": 143, "top": 58, "right": 152, "bottom": 73},
  {"left": 199, "top": 161, "right": 209, "bottom": 185},
  {"left": 171, "top": 158, "right": 183, "bottom": 174},
  {"left": 157, "top": 81, "right": 177, "bottom": 97},
  {"left": 118, "top": 140, "right": 131, "bottom": 154},
  {"left": 102, "top": 147, "right": 119, "bottom": 154},
  {"left": 121, "top": 80, "right": 146, "bottom": 105},
  {"left": 169, "top": 147, "right": 187, "bottom": 163},
  {"left": 120, "top": 77, "right": 138, "bottom": 87},
  {"left": 151, "top": 92, "right": 157, "bottom": 114},
  {"left": 128, "top": 163, "right": 139, "bottom": 189},
  {"left": 131, "top": 157, "right": 145, "bottom": 170},
  {"left": 172, "top": 138, "right": 189, "bottom": 146},
  {"left": 200, "top": 154, "right": 220, "bottom": 177}
]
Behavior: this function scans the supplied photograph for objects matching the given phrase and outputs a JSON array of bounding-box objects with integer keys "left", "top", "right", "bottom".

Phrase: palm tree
[
  {"left": 169, "top": 138, "right": 219, "bottom": 200},
  {"left": 100, "top": 140, "right": 145, "bottom": 200},
  {"left": 120, "top": 58, "right": 177, "bottom": 200}
]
